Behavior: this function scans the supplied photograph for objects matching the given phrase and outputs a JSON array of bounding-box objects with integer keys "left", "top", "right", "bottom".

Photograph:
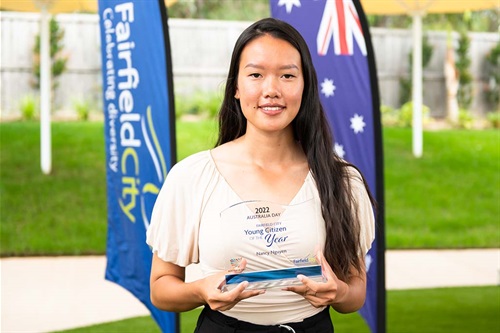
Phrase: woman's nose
[{"left": 263, "top": 77, "right": 281, "bottom": 99}]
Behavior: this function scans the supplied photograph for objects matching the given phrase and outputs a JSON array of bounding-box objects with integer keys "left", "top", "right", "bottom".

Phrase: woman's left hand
[{"left": 284, "top": 251, "right": 348, "bottom": 308}]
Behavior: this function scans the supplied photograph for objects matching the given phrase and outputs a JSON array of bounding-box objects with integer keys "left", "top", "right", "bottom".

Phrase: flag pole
[
  {"left": 411, "top": 11, "right": 423, "bottom": 158},
  {"left": 40, "top": 4, "right": 52, "bottom": 174}
]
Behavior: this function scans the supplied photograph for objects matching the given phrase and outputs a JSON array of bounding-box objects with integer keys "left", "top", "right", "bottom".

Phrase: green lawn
[
  {"left": 1, "top": 121, "right": 499, "bottom": 333},
  {"left": 1, "top": 121, "right": 499, "bottom": 255},
  {"left": 54, "top": 286, "right": 500, "bottom": 333},
  {"left": 383, "top": 128, "right": 500, "bottom": 248}
]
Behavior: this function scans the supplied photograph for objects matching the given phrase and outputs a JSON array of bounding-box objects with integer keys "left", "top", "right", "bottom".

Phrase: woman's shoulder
[
  {"left": 176, "top": 150, "right": 211, "bottom": 166},
  {"left": 334, "top": 159, "right": 362, "bottom": 179},
  {"left": 342, "top": 163, "right": 366, "bottom": 189},
  {"left": 167, "top": 150, "right": 214, "bottom": 179},
  {"left": 344, "top": 164, "right": 363, "bottom": 179}
]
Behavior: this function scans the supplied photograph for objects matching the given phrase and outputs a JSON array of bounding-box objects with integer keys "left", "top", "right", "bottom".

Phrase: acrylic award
[{"left": 221, "top": 264, "right": 325, "bottom": 291}]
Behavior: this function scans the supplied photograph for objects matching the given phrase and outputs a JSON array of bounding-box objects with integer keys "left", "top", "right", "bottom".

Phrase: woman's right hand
[
  {"left": 199, "top": 258, "right": 265, "bottom": 311},
  {"left": 151, "top": 255, "right": 264, "bottom": 312}
]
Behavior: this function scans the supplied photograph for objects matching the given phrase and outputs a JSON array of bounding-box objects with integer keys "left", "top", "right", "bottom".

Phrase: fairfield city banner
[
  {"left": 271, "top": 1, "right": 386, "bottom": 332},
  {"left": 97, "top": 0, "right": 177, "bottom": 331}
]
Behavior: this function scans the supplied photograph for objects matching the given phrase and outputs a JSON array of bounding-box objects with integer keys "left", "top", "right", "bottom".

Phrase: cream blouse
[{"left": 146, "top": 150, "right": 375, "bottom": 325}]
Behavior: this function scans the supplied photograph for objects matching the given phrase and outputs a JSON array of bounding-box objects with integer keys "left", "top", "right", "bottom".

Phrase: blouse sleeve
[
  {"left": 146, "top": 152, "right": 216, "bottom": 267},
  {"left": 347, "top": 167, "right": 376, "bottom": 256}
]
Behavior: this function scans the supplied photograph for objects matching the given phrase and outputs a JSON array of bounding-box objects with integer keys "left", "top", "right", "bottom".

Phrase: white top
[{"left": 146, "top": 150, "right": 375, "bottom": 325}]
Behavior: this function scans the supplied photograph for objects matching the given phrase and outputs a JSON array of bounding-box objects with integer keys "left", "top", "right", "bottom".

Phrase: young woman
[{"left": 146, "top": 18, "right": 375, "bottom": 333}]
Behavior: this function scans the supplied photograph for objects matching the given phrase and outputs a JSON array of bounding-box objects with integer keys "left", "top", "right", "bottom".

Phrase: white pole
[
  {"left": 412, "top": 12, "right": 423, "bottom": 158},
  {"left": 40, "top": 6, "right": 52, "bottom": 174}
]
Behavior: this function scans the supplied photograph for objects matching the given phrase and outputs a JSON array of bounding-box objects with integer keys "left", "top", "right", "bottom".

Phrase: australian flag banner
[
  {"left": 98, "top": 0, "right": 177, "bottom": 331},
  {"left": 271, "top": 1, "right": 386, "bottom": 332}
]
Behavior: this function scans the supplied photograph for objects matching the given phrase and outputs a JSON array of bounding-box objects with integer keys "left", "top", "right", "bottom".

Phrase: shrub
[
  {"left": 381, "top": 104, "right": 398, "bottom": 127},
  {"left": 175, "top": 91, "right": 222, "bottom": 120},
  {"left": 486, "top": 111, "right": 500, "bottom": 128},
  {"left": 19, "top": 95, "right": 38, "bottom": 120},
  {"left": 397, "top": 101, "right": 430, "bottom": 128},
  {"left": 73, "top": 99, "right": 92, "bottom": 121},
  {"left": 457, "top": 108, "right": 474, "bottom": 129}
]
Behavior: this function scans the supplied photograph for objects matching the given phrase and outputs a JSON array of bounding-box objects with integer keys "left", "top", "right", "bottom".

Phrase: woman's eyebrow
[{"left": 243, "top": 63, "right": 299, "bottom": 70}]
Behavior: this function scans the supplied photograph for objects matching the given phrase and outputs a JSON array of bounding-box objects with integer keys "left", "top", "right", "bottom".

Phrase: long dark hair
[{"left": 216, "top": 18, "right": 372, "bottom": 281}]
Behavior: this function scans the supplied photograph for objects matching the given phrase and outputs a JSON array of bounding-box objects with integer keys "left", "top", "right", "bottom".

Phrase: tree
[
  {"left": 399, "top": 33, "right": 434, "bottom": 105},
  {"left": 167, "top": 0, "right": 269, "bottom": 20},
  {"left": 456, "top": 30, "right": 472, "bottom": 110},
  {"left": 32, "top": 16, "right": 68, "bottom": 93},
  {"left": 483, "top": 41, "right": 500, "bottom": 110},
  {"left": 367, "top": 10, "right": 497, "bottom": 33}
]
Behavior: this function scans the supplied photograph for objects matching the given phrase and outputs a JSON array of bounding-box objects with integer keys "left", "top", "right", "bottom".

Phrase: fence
[{"left": 1, "top": 11, "right": 498, "bottom": 120}]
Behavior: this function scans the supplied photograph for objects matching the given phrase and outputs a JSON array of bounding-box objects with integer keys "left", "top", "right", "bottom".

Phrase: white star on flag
[
  {"left": 320, "top": 78, "right": 336, "bottom": 97},
  {"left": 334, "top": 143, "right": 345, "bottom": 159},
  {"left": 365, "top": 254, "right": 372, "bottom": 272},
  {"left": 350, "top": 113, "right": 366, "bottom": 133},
  {"left": 278, "top": 0, "right": 301, "bottom": 14}
]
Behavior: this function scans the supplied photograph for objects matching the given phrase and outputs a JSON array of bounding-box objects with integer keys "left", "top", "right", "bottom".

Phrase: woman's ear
[{"left": 235, "top": 87, "right": 240, "bottom": 99}]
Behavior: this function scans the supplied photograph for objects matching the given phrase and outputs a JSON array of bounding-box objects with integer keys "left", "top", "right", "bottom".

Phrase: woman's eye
[
  {"left": 282, "top": 74, "right": 295, "bottom": 79},
  {"left": 249, "top": 73, "right": 261, "bottom": 78}
]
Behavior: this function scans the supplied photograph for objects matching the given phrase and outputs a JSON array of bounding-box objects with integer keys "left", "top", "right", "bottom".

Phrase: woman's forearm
[
  {"left": 330, "top": 275, "right": 366, "bottom": 313},
  {"left": 151, "top": 274, "right": 206, "bottom": 312}
]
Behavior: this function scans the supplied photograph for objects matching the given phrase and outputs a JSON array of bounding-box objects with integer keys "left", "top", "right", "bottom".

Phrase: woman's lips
[{"left": 259, "top": 105, "right": 285, "bottom": 116}]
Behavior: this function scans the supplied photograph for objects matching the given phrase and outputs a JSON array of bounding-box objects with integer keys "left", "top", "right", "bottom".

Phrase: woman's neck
[{"left": 233, "top": 130, "right": 305, "bottom": 169}]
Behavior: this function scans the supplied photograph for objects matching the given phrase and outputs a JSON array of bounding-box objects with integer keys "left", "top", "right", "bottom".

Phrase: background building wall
[{"left": 0, "top": 12, "right": 498, "bottom": 120}]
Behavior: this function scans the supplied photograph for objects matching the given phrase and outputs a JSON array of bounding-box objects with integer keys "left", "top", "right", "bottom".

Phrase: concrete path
[{"left": 1, "top": 249, "right": 499, "bottom": 333}]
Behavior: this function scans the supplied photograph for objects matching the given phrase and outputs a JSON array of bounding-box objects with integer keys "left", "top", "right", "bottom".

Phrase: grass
[
  {"left": 2, "top": 121, "right": 499, "bottom": 332},
  {"left": 1, "top": 121, "right": 499, "bottom": 255},
  {"left": 0, "top": 122, "right": 108, "bottom": 255},
  {"left": 54, "top": 286, "right": 500, "bottom": 333},
  {"left": 383, "top": 128, "right": 500, "bottom": 248},
  {"left": 0, "top": 120, "right": 217, "bottom": 255}
]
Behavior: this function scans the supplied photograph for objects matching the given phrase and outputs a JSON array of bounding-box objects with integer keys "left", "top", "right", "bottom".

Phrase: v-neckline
[{"left": 207, "top": 150, "right": 311, "bottom": 206}]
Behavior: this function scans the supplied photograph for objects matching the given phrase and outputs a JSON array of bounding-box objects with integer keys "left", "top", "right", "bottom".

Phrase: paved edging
[
  {"left": 385, "top": 249, "right": 499, "bottom": 289},
  {"left": 1, "top": 249, "right": 499, "bottom": 333}
]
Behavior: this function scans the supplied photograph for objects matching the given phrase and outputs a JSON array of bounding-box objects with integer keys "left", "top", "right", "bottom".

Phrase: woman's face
[{"left": 235, "top": 34, "right": 304, "bottom": 135}]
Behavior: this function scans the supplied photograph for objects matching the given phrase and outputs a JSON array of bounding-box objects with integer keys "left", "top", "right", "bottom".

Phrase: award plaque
[
  {"left": 218, "top": 198, "right": 324, "bottom": 291},
  {"left": 221, "top": 264, "right": 325, "bottom": 291}
]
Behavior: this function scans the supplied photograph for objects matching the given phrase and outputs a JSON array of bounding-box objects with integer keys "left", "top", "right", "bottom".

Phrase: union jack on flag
[
  {"left": 271, "top": 1, "right": 386, "bottom": 332},
  {"left": 317, "top": 0, "right": 366, "bottom": 56}
]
